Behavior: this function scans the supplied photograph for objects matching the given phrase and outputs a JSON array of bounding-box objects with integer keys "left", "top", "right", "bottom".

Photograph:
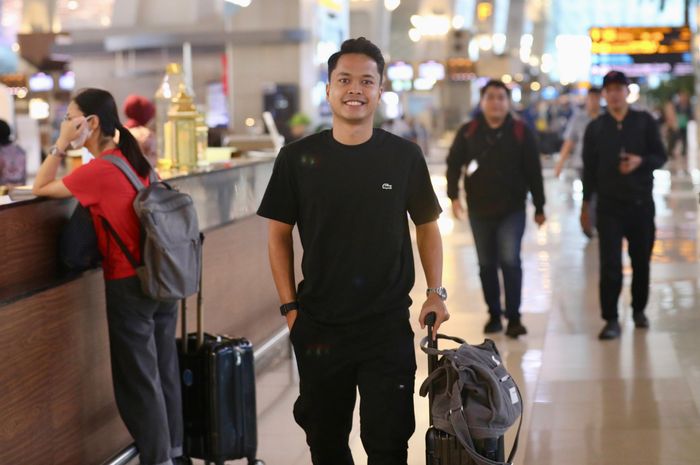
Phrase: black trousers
[
  {"left": 596, "top": 201, "right": 656, "bottom": 321},
  {"left": 105, "top": 277, "right": 183, "bottom": 465},
  {"left": 290, "top": 311, "right": 417, "bottom": 465}
]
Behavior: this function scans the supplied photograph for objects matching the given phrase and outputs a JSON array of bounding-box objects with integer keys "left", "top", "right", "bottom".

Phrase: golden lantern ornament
[{"left": 165, "top": 83, "right": 198, "bottom": 171}]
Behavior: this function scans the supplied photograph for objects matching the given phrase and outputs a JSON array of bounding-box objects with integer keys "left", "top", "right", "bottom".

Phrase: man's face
[
  {"left": 480, "top": 86, "right": 510, "bottom": 121},
  {"left": 586, "top": 92, "right": 601, "bottom": 114},
  {"left": 603, "top": 83, "right": 629, "bottom": 111},
  {"left": 326, "top": 53, "right": 382, "bottom": 125}
]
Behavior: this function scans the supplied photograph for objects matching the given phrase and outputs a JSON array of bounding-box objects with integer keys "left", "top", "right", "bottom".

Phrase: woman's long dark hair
[{"left": 73, "top": 88, "right": 151, "bottom": 177}]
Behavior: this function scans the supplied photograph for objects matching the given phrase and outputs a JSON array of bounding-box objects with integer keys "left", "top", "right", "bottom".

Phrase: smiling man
[{"left": 257, "top": 37, "right": 449, "bottom": 464}]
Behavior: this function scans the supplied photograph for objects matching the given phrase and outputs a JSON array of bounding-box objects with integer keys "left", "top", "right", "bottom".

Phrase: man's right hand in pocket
[{"left": 286, "top": 310, "right": 298, "bottom": 331}]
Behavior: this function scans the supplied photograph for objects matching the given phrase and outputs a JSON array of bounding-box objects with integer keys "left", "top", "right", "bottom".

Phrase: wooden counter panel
[
  {"left": 0, "top": 198, "right": 74, "bottom": 302},
  {"left": 0, "top": 272, "right": 131, "bottom": 465},
  {"left": 0, "top": 214, "right": 291, "bottom": 464}
]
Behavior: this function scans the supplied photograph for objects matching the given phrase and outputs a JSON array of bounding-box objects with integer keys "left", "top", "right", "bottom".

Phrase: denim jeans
[{"left": 469, "top": 209, "right": 527, "bottom": 320}]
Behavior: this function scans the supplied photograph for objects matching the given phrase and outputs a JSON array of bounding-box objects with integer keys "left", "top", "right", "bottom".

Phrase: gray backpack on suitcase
[
  {"left": 420, "top": 334, "right": 523, "bottom": 465},
  {"left": 103, "top": 155, "right": 202, "bottom": 301}
]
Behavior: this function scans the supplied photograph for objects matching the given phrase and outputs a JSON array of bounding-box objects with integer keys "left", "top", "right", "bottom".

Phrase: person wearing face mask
[
  {"left": 447, "top": 80, "right": 546, "bottom": 339},
  {"left": 32, "top": 88, "right": 191, "bottom": 465}
]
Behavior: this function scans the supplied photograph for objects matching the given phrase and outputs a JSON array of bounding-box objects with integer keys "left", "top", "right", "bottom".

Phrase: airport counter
[{"left": 0, "top": 157, "right": 293, "bottom": 464}]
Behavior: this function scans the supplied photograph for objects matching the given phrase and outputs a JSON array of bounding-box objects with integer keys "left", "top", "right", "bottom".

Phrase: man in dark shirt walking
[
  {"left": 581, "top": 70, "right": 667, "bottom": 340},
  {"left": 258, "top": 37, "right": 449, "bottom": 464},
  {"left": 447, "top": 80, "right": 546, "bottom": 338}
]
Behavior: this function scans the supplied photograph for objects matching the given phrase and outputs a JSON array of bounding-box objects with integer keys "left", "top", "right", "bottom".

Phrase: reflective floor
[{"left": 216, "top": 164, "right": 700, "bottom": 465}]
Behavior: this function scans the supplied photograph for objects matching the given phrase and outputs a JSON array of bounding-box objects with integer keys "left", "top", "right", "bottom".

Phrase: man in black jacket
[
  {"left": 581, "top": 70, "right": 667, "bottom": 340},
  {"left": 447, "top": 80, "right": 546, "bottom": 338}
]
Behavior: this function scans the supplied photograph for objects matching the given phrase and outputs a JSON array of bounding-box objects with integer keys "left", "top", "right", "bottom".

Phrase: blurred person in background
[
  {"left": 123, "top": 94, "right": 157, "bottom": 167},
  {"left": 381, "top": 114, "right": 415, "bottom": 141},
  {"left": 675, "top": 89, "right": 694, "bottom": 158},
  {"left": 447, "top": 79, "right": 546, "bottom": 339},
  {"left": 0, "top": 119, "right": 26, "bottom": 186},
  {"left": 581, "top": 71, "right": 667, "bottom": 341},
  {"left": 554, "top": 87, "right": 602, "bottom": 237},
  {"left": 661, "top": 100, "right": 681, "bottom": 163}
]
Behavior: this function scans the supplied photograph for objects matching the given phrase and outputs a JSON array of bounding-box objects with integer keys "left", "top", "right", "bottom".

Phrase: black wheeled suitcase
[
  {"left": 423, "top": 314, "right": 513, "bottom": 465},
  {"left": 177, "top": 279, "right": 264, "bottom": 465}
]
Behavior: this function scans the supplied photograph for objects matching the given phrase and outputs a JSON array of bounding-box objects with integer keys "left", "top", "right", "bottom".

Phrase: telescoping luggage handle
[
  {"left": 422, "top": 312, "right": 523, "bottom": 465},
  {"left": 181, "top": 235, "right": 205, "bottom": 354}
]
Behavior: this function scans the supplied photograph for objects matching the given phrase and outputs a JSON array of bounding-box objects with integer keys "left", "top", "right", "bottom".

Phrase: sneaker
[
  {"left": 598, "top": 320, "right": 621, "bottom": 340},
  {"left": 505, "top": 320, "right": 527, "bottom": 338},
  {"left": 633, "top": 312, "right": 649, "bottom": 329},
  {"left": 484, "top": 315, "right": 503, "bottom": 334}
]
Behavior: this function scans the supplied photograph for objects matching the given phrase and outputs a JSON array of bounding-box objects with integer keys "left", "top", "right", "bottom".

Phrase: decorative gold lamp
[{"left": 165, "top": 83, "right": 198, "bottom": 171}]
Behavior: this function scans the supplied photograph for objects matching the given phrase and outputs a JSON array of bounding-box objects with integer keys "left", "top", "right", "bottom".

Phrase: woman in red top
[{"left": 33, "top": 88, "right": 190, "bottom": 465}]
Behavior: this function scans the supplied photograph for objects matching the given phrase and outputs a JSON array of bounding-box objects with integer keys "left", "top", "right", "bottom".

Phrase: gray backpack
[
  {"left": 420, "top": 334, "right": 523, "bottom": 465},
  {"left": 102, "top": 155, "right": 202, "bottom": 301}
]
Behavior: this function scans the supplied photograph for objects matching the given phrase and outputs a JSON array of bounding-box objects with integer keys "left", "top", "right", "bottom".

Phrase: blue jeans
[{"left": 469, "top": 209, "right": 527, "bottom": 320}]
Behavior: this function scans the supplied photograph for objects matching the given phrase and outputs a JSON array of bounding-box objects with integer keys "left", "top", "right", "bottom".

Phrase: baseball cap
[{"left": 602, "top": 70, "right": 629, "bottom": 88}]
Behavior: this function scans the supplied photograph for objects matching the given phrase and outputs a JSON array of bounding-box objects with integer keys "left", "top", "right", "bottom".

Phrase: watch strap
[{"left": 280, "top": 301, "right": 299, "bottom": 316}]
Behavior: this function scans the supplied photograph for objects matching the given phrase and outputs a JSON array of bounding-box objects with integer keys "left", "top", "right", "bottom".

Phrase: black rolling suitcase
[
  {"left": 422, "top": 314, "right": 519, "bottom": 465},
  {"left": 177, "top": 279, "right": 264, "bottom": 465}
]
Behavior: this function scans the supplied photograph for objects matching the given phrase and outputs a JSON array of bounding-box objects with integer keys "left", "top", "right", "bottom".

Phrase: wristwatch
[
  {"left": 279, "top": 301, "right": 299, "bottom": 316},
  {"left": 48, "top": 145, "right": 67, "bottom": 159},
  {"left": 426, "top": 287, "right": 448, "bottom": 301}
]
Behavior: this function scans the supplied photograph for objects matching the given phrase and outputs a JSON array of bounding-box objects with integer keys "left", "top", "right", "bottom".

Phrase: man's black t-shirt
[{"left": 257, "top": 128, "right": 442, "bottom": 325}]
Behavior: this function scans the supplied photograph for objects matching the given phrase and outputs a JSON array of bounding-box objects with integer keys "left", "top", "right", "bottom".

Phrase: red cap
[{"left": 123, "top": 94, "right": 155, "bottom": 128}]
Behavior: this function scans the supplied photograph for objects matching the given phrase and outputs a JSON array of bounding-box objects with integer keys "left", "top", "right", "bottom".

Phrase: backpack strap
[
  {"left": 420, "top": 333, "right": 467, "bottom": 357},
  {"left": 448, "top": 382, "right": 524, "bottom": 465},
  {"left": 103, "top": 155, "right": 147, "bottom": 191},
  {"left": 512, "top": 119, "right": 525, "bottom": 144},
  {"left": 100, "top": 217, "right": 140, "bottom": 269},
  {"left": 464, "top": 119, "right": 479, "bottom": 139}
]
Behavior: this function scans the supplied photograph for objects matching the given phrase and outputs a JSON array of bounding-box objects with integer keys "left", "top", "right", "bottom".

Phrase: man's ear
[{"left": 326, "top": 83, "right": 330, "bottom": 100}]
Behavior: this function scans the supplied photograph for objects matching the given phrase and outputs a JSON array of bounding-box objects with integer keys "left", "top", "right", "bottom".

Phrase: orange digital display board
[{"left": 589, "top": 26, "right": 691, "bottom": 55}]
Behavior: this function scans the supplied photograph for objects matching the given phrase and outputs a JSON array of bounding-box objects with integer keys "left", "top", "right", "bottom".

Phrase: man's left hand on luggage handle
[{"left": 419, "top": 295, "right": 449, "bottom": 339}]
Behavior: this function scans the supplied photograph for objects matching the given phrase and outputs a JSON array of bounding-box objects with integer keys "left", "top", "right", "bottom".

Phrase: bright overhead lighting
[
  {"left": 384, "top": 0, "right": 401, "bottom": 11},
  {"left": 452, "top": 15, "right": 465, "bottom": 30},
  {"left": 11, "top": 43, "right": 19, "bottom": 52},
  {"left": 410, "top": 14, "right": 450, "bottom": 37},
  {"left": 502, "top": 74, "right": 513, "bottom": 84},
  {"left": 225, "top": 0, "right": 251, "bottom": 6},
  {"left": 478, "top": 34, "right": 492, "bottom": 51},
  {"left": 530, "top": 82, "right": 541, "bottom": 91},
  {"left": 67, "top": 0, "right": 79, "bottom": 10},
  {"left": 409, "top": 28, "right": 421, "bottom": 42}
]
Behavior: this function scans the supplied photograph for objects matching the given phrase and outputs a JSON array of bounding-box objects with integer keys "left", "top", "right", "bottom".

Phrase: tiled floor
[{"left": 210, "top": 165, "right": 700, "bottom": 465}]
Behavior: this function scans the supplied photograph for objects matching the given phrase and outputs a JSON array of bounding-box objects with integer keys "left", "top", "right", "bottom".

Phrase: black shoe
[
  {"left": 173, "top": 457, "right": 193, "bottom": 465},
  {"left": 484, "top": 315, "right": 503, "bottom": 334},
  {"left": 598, "top": 320, "right": 621, "bottom": 340},
  {"left": 505, "top": 320, "right": 527, "bottom": 338},
  {"left": 633, "top": 312, "right": 649, "bottom": 328}
]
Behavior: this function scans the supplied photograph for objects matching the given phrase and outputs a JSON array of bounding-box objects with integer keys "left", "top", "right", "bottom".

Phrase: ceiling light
[
  {"left": 67, "top": 0, "right": 79, "bottom": 10},
  {"left": 385, "top": 0, "right": 401, "bottom": 11}
]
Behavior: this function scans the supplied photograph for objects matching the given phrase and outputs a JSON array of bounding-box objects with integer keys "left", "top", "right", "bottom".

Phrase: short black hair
[
  {"left": 327, "top": 37, "right": 385, "bottom": 82},
  {"left": 480, "top": 79, "right": 511, "bottom": 98},
  {"left": 588, "top": 87, "right": 602, "bottom": 95}
]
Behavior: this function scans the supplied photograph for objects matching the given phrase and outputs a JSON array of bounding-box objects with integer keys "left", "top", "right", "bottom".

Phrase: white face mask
[{"left": 70, "top": 115, "right": 94, "bottom": 149}]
